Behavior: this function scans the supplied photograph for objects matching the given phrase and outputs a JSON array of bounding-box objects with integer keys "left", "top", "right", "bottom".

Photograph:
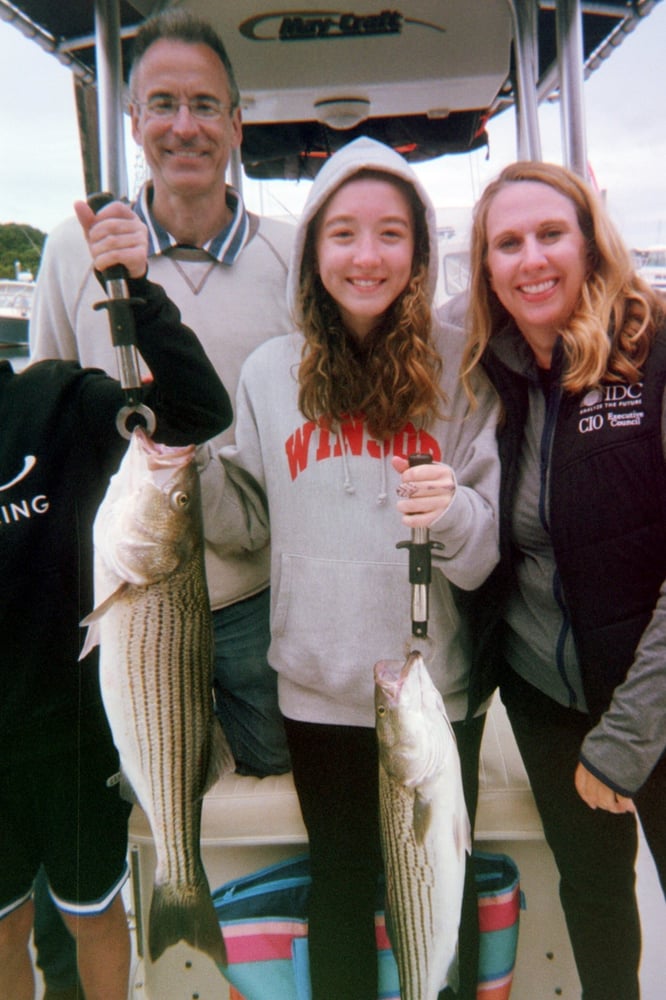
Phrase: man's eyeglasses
[{"left": 134, "top": 96, "right": 232, "bottom": 121}]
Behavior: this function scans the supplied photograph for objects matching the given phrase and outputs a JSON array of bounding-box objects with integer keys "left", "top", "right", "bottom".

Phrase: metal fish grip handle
[
  {"left": 88, "top": 191, "right": 156, "bottom": 439},
  {"left": 396, "top": 453, "right": 444, "bottom": 638}
]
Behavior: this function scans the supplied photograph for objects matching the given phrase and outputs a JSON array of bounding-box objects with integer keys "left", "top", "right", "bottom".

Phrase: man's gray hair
[{"left": 129, "top": 9, "right": 240, "bottom": 109}]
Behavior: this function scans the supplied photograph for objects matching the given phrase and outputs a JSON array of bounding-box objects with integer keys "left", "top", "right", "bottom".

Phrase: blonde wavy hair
[
  {"left": 297, "top": 169, "right": 446, "bottom": 441},
  {"left": 462, "top": 161, "right": 664, "bottom": 398}
]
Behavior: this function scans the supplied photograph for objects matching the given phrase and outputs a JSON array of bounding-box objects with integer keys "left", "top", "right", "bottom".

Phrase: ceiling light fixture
[{"left": 314, "top": 97, "right": 371, "bottom": 130}]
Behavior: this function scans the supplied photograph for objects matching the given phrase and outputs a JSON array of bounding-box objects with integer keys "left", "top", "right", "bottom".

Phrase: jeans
[
  {"left": 501, "top": 669, "right": 641, "bottom": 1000},
  {"left": 212, "top": 588, "right": 290, "bottom": 777}
]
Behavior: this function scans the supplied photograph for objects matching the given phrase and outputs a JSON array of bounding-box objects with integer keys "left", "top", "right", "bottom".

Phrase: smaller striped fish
[
  {"left": 82, "top": 427, "right": 234, "bottom": 964},
  {"left": 374, "top": 650, "right": 470, "bottom": 1000}
]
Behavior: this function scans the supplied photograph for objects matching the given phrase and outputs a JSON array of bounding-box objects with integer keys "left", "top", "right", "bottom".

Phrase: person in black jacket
[
  {"left": 0, "top": 199, "right": 231, "bottom": 1000},
  {"left": 460, "top": 160, "right": 666, "bottom": 1000}
]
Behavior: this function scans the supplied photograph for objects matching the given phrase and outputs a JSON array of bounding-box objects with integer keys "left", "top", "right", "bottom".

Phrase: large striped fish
[
  {"left": 374, "top": 650, "right": 471, "bottom": 1000},
  {"left": 81, "top": 426, "right": 234, "bottom": 965}
]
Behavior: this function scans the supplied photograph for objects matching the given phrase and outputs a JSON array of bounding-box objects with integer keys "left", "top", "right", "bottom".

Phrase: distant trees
[{"left": 0, "top": 223, "right": 46, "bottom": 280}]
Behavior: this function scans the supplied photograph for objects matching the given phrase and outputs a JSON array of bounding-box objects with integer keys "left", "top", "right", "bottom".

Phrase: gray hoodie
[{"left": 200, "top": 137, "right": 500, "bottom": 727}]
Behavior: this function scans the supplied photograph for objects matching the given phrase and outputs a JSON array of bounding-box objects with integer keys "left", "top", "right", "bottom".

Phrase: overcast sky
[{"left": 1, "top": 4, "right": 665, "bottom": 250}]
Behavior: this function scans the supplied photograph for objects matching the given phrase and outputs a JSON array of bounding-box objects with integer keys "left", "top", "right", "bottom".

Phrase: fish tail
[{"left": 148, "top": 878, "right": 227, "bottom": 966}]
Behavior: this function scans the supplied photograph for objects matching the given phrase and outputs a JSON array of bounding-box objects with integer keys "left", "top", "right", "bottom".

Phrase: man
[
  {"left": 31, "top": 10, "right": 293, "bottom": 778},
  {"left": 31, "top": 17, "right": 292, "bottom": 992}
]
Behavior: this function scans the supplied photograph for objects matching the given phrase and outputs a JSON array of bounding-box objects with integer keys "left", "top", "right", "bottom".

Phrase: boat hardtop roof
[{"left": 1, "top": 1, "right": 662, "bottom": 180}]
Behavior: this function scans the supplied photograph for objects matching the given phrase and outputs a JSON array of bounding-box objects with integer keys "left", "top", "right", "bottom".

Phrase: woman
[
  {"left": 461, "top": 160, "right": 666, "bottom": 1000},
  {"left": 200, "top": 136, "right": 500, "bottom": 999}
]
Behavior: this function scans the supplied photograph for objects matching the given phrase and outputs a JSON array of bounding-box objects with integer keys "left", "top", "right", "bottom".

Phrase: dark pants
[
  {"left": 634, "top": 751, "right": 666, "bottom": 896},
  {"left": 284, "top": 713, "right": 485, "bottom": 1000},
  {"left": 33, "top": 867, "right": 79, "bottom": 993},
  {"left": 500, "top": 669, "right": 641, "bottom": 1000}
]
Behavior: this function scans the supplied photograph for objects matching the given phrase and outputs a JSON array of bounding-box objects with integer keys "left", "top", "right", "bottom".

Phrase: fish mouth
[
  {"left": 132, "top": 426, "right": 196, "bottom": 471},
  {"left": 374, "top": 650, "right": 421, "bottom": 702}
]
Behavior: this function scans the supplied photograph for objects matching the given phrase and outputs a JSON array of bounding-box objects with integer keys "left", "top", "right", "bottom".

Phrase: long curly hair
[
  {"left": 462, "top": 161, "right": 664, "bottom": 398},
  {"left": 297, "top": 170, "right": 445, "bottom": 441}
]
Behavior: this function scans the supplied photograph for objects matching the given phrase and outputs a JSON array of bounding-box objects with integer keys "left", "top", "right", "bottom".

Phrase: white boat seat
[{"left": 128, "top": 694, "right": 543, "bottom": 848}]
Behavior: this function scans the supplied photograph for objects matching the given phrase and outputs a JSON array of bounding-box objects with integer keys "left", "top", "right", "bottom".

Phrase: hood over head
[{"left": 286, "top": 136, "right": 439, "bottom": 324}]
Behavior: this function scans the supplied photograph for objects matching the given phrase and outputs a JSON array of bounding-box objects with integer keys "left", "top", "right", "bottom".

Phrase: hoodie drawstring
[
  {"left": 377, "top": 452, "right": 388, "bottom": 505},
  {"left": 335, "top": 424, "right": 388, "bottom": 504},
  {"left": 336, "top": 426, "right": 356, "bottom": 496}
]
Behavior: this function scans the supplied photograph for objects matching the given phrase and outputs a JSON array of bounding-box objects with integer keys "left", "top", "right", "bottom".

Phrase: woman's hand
[
  {"left": 574, "top": 762, "right": 636, "bottom": 814},
  {"left": 75, "top": 199, "right": 148, "bottom": 279},
  {"left": 392, "top": 455, "right": 456, "bottom": 528}
]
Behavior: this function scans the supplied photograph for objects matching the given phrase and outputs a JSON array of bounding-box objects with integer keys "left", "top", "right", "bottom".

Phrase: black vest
[
  {"left": 549, "top": 330, "right": 666, "bottom": 718},
  {"left": 461, "top": 325, "right": 666, "bottom": 723}
]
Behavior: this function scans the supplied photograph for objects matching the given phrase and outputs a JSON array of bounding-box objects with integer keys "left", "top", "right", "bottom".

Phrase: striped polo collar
[{"left": 134, "top": 182, "right": 251, "bottom": 264}]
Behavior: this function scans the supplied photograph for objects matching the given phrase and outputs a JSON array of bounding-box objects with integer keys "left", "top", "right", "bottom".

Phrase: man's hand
[{"left": 75, "top": 199, "right": 148, "bottom": 279}]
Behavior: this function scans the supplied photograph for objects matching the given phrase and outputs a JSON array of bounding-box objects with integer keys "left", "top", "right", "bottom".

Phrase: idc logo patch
[{"left": 578, "top": 383, "right": 644, "bottom": 434}]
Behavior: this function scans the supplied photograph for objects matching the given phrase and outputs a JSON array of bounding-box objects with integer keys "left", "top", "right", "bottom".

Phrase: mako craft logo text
[{"left": 239, "top": 10, "right": 446, "bottom": 41}]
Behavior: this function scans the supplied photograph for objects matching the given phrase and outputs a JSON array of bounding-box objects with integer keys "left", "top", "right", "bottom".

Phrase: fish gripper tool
[
  {"left": 88, "top": 191, "right": 157, "bottom": 440},
  {"left": 396, "top": 453, "right": 444, "bottom": 638}
]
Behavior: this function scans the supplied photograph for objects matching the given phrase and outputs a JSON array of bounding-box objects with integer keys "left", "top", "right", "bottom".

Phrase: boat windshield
[{"left": 0, "top": 281, "right": 34, "bottom": 315}]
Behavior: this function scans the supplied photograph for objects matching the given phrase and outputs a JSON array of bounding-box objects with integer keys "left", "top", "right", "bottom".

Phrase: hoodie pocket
[{"left": 270, "top": 552, "right": 459, "bottom": 706}]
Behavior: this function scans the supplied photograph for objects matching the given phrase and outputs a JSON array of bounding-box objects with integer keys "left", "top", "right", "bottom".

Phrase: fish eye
[
  {"left": 376, "top": 704, "right": 386, "bottom": 717},
  {"left": 170, "top": 490, "right": 190, "bottom": 510}
]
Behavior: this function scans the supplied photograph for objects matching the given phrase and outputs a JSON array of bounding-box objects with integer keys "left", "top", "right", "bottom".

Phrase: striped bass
[
  {"left": 374, "top": 650, "right": 471, "bottom": 1000},
  {"left": 81, "top": 426, "right": 234, "bottom": 965}
]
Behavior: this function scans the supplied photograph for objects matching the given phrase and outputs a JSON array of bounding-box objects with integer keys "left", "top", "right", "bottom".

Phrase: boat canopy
[{"left": 1, "top": 0, "right": 662, "bottom": 191}]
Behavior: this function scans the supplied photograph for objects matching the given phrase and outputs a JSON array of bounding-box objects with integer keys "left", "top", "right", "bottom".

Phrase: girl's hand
[
  {"left": 75, "top": 199, "right": 148, "bottom": 279},
  {"left": 392, "top": 455, "right": 456, "bottom": 528}
]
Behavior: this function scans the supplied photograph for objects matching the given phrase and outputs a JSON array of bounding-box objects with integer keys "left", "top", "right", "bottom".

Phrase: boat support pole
[
  {"left": 556, "top": 0, "right": 588, "bottom": 178},
  {"left": 94, "top": 0, "right": 128, "bottom": 199},
  {"left": 507, "top": 0, "right": 543, "bottom": 162},
  {"left": 90, "top": 2, "right": 155, "bottom": 437}
]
